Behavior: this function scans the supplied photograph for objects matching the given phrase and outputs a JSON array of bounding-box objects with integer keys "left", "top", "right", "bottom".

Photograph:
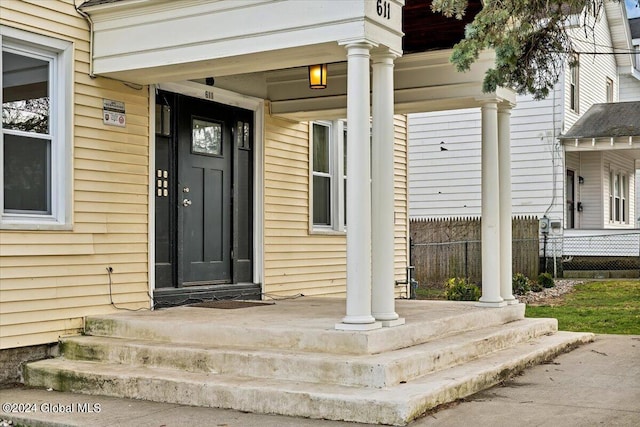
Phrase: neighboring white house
[{"left": 408, "top": 2, "right": 640, "bottom": 263}]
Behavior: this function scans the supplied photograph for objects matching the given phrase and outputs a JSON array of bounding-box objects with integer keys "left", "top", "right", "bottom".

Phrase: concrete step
[
  {"left": 24, "top": 331, "right": 594, "bottom": 426},
  {"left": 82, "top": 300, "right": 526, "bottom": 355},
  {"left": 60, "top": 318, "right": 558, "bottom": 388}
]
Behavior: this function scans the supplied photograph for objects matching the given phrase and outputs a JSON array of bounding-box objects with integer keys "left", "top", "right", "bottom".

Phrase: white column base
[
  {"left": 476, "top": 300, "right": 508, "bottom": 308},
  {"left": 504, "top": 298, "right": 520, "bottom": 305},
  {"left": 381, "top": 317, "right": 406, "bottom": 328},
  {"left": 335, "top": 321, "right": 383, "bottom": 331}
]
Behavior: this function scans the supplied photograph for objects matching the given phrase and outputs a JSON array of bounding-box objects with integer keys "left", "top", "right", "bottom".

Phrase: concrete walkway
[{"left": 1, "top": 334, "right": 638, "bottom": 427}]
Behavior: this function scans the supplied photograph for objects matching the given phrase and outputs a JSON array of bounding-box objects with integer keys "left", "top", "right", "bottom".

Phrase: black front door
[
  {"left": 178, "top": 96, "right": 232, "bottom": 284},
  {"left": 566, "top": 169, "right": 575, "bottom": 229},
  {"left": 154, "top": 91, "right": 253, "bottom": 292}
]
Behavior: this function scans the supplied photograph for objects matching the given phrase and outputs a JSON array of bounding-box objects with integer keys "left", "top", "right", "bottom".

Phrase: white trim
[
  {"left": 155, "top": 81, "right": 265, "bottom": 291},
  {"left": 0, "top": 26, "right": 73, "bottom": 230},
  {"left": 148, "top": 86, "right": 156, "bottom": 308}
]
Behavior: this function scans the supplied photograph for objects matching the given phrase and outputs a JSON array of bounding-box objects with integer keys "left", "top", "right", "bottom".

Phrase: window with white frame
[
  {"left": 609, "top": 169, "right": 628, "bottom": 224},
  {"left": 310, "top": 121, "right": 346, "bottom": 231},
  {"left": 606, "top": 77, "right": 613, "bottom": 103},
  {"left": 1, "top": 27, "right": 72, "bottom": 229},
  {"left": 569, "top": 57, "right": 579, "bottom": 113}
]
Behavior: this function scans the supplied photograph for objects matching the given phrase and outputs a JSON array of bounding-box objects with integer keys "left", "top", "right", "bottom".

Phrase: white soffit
[{"left": 267, "top": 50, "right": 512, "bottom": 119}]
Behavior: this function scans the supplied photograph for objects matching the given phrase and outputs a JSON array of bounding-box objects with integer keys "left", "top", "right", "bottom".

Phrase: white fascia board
[{"left": 563, "top": 138, "right": 640, "bottom": 152}]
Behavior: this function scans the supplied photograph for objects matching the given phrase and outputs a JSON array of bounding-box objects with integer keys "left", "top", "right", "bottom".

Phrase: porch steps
[
  {"left": 22, "top": 299, "right": 594, "bottom": 425},
  {"left": 58, "top": 318, "right": 558, "bottom": 388}
]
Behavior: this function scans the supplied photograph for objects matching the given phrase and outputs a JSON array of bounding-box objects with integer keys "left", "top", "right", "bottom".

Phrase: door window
[{"left": 192, "top": 118, "right": 222, "bottom": 155}]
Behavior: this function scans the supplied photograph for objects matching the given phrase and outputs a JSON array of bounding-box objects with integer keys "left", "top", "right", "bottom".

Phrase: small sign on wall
[{"left": 103, "top": 99, "right": 126, "bottom": 127}]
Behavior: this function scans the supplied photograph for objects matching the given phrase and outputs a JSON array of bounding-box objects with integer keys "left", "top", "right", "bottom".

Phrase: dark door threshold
[{"left": 153, "top": 283, "right": 261, "bottom": 308}]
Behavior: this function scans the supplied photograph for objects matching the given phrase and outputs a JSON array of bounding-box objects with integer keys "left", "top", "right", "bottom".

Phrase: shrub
[
  {"left": 512, "top": 273, "right": 531, "bottom": 295},
  {"left": 537, "top": 272, "right": 555, "bottom": 288},
  {"left": 530, "top": 281, "right": 544, "bottom": 293},
  {"left": 445, "top": 277, "right": 481, "bottom": 301}
]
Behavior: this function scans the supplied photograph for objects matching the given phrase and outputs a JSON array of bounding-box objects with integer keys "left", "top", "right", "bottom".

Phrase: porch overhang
[
  {"left": 79, "top": 0, "right": 404, "bottom": 83},
  {"left": 559, "top": 101, "right": 640, "bottom": 154},
  {"left": 78, "top": 0, "right": 512, "bottom": 117}
]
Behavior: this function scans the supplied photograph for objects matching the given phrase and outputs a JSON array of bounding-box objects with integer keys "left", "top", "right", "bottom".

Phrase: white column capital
[
  {"left": 498, "top": 101, "right": 516, "bottom": 111},
  {"left": 339, "top": 39, "right": 378, "bottom": 51},
  {"left": 475, "top": 96, "right": 501, "bottom": 107},
  {"left": 371, "top": 50, "right": 398, "bottom": 63}
]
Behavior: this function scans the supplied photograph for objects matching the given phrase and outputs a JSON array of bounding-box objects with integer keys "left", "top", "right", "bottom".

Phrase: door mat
[{"left": 189, "top": 300, "right": 275, "bottom": 309}]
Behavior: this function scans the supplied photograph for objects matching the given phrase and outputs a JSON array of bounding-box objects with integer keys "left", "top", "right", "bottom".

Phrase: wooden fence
[{"left": 410, "top": 216, "right": 539, "bottom": 287}]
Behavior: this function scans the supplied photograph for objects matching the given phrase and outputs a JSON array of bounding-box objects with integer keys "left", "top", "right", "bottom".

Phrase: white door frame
[{"left": 147, "top": 81, "right": 265, "bottom": 302}]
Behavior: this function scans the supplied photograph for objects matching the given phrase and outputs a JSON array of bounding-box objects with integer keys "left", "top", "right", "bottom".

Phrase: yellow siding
[
  {"left": 0, "top": 0, "right": 150, "bottom": 349},
  {"left": 262, "top": 114, "right": 409, "bottom": 298},
  {"left": 393, "top": 115, "right": 410, "bottom": 298},
  {"left": 262, "top": 116, "right": 345, "bottom": 296}
]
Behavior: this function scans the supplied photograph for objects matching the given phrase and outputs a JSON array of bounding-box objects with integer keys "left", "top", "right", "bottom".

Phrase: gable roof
[{"left": 560, "top": 101, "right": 640, "bottom": 139}]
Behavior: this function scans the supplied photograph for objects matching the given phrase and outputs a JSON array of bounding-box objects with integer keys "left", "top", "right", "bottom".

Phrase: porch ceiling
[{"left": 259, "top": 49, "right": 515, "bottom": 119}]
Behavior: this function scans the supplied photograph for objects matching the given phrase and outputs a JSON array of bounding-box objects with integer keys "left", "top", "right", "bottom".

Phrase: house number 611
[{"left": 377, "top": 0, "right": 391, "bottom": 19}]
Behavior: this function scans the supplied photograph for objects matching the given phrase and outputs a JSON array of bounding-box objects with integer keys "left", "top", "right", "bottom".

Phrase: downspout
[
  {"left": 544, "top": 86, "right": 559, "bottom": 218},
  {"left": 74, "top": 1, "right": 97, "bottom": 79},
  {"left": 543, "top": 86, "right": 562, "bottom": 277}
]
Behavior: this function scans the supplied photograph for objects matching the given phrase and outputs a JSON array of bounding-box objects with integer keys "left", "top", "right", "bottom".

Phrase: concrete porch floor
[
  {"left": 22, "top": 298, "right": 594, "bottom": 425},
  {"left": 81, "top": 298, "right": 528, "bottom": 354}
]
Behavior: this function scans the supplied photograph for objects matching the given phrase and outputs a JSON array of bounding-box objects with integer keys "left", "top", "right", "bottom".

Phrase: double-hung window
[
  {"left": 1, "top": 27, "right": 72, "bottom": 229},
  {"left": 609, "top": 169, "right": 628, "bottom": 224},
  {"left": 605, "top": 77, "right": 614, "bottom": 103},
  {"left": 569, "top": 57, "right": 579, "bottom": 113},
  {"left": 310, "top": 121, "right": 346, "bottom": 232}
]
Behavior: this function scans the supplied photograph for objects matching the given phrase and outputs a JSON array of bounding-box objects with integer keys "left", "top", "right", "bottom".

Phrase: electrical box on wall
[
  {"left": 550, "top": 220, "right": 562, "bottom": 234},
  {"left": 539, "top": 217, "right": 550, "bottom": 234}
]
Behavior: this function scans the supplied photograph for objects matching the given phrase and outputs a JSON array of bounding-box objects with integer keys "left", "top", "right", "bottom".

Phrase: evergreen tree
[{"left": 431, "top": 0, "right": 640, "bottom": 99}]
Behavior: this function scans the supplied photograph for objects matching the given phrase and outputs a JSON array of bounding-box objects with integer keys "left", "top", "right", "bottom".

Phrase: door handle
[{"left": 182, "top": 198, "right": 192, "bottom": 207}]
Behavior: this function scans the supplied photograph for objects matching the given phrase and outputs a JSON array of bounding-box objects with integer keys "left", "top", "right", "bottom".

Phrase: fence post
[{"left": 464, "top": 240, "right": 468, "bottom": 279}]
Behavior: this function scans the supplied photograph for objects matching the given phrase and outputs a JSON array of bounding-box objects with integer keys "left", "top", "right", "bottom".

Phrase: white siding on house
[
  {"left": 573, "top": 152, "right": 604, "bottom": 229},
  {"left": 409, "top": 7, "right": 634, "bottom": 234},
  {"left": 619, "top": 74, "right": 640, "bottom": 101},
  {"left": 563, "top": 8, "right": 619, "bottom": 131},
  {"left": 408, "top": 86, "right": 563, "bottom": 221}
]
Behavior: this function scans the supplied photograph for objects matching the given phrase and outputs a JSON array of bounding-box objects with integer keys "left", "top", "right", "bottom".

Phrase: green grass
[
  {"left": 415, "top": 287, "right": 446, "bottom": 300},
  {"left": 526, "top": 280, "right": 640, "bottom": 334}
]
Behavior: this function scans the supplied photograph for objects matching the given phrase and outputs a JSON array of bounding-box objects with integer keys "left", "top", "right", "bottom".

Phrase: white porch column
[
  {"left": 498, "top": 104, "right": 518, "bottom": 304},
  {"left": 478, "top": 99, "right": 506, "bottom": 307},
  {"left": 336, "top": 41, "right": 381, "bottom": 330},
  {"left": 371, "top": 52, "right": 404, "bottom": 327}
]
